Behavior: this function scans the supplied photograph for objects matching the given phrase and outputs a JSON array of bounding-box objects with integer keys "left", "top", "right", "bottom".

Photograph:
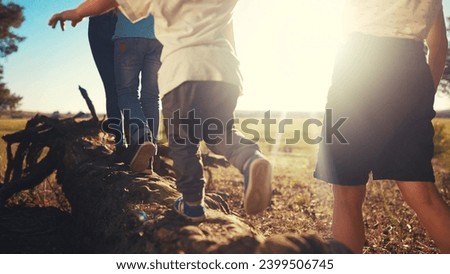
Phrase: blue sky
[
  {"left": 2, "top": 0, "right": 450, "bottom": 114},
  {"left": 3, "top": 0, "right": 102, "bottom": 113}
]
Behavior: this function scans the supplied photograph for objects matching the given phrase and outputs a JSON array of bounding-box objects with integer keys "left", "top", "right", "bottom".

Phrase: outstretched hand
[{"left": 48, "top": 9, "right": 83, "bottom": 31}]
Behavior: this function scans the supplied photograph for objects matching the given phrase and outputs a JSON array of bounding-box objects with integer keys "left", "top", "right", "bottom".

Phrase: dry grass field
[{"left": 0, "top": 118, "right": 27, "bottom": 176}]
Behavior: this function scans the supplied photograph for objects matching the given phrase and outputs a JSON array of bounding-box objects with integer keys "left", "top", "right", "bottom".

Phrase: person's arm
[
  {"left": 48, "top": 0, "right": 118, "bottom": 30},
  {"left": 426, "top": 7, "right": 448, "bottom": 92}
]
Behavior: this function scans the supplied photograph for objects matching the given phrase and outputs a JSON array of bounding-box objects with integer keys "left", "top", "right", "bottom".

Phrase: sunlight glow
[
  {"left": 233, "top": 0, "right": 344, "bottom": 112},
  {"left": 3, "top": 0, "right": 450, "bottom": 114}
]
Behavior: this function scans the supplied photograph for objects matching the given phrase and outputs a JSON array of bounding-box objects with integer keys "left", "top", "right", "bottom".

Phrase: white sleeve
[{"left": 116, "top": 0, "right": 152, "bottom": 23}]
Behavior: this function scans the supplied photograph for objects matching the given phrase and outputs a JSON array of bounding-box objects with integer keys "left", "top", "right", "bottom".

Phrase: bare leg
[
  {"left": 332, "top": 184, "right": 366, "bottom": 253},
  {"left": 396, "top": 181, "right": 450, "bottom": 253}
]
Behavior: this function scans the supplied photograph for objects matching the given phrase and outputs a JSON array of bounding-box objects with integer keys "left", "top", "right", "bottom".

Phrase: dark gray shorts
[{"left": 314, "top": 34, "right": 436, "bottom": 185}]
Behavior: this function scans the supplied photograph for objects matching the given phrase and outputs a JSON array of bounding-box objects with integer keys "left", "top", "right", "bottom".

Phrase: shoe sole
[
  {"left": 129, "top": 143, "right": 156, "bottom": 172},
  {"left": 183, "top": 215, "right": 206, "bottom": 222},
  {"left": 244, "top": 158, "right": 272, "bottom": 215}
]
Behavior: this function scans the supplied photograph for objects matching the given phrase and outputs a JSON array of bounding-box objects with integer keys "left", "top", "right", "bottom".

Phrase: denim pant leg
[
  {"left": 162, "top": 89, "right": 204, "bottom": 202},
  {"left": 140, "top": 39, "right": 162, "bottom": 142},
  {"left": 114, "top": 38, "right": 151, "bottom": 144},
  {"left": 88, "top": 12, "right": 123, "bottom": 145},
  {"left": 195, "top": 82, "right": 261, "bottom": 174},
  {"left": 162, "top": 81, "right": 260, "bottom": 202}
]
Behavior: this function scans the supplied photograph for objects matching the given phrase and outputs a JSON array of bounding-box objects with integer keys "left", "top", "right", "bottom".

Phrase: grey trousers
[{"left": 162, "top": 81, "right": 260, "bottom": 202}]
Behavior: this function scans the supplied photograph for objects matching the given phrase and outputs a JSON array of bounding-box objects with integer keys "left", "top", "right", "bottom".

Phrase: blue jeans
[
  {"left": 88, "top": 12, "right": 123, "bottom": 145},
  {"left": 114, "top": 38, "right": 162, "bottom": 144},
  {"left": 162, "top": 81, "right": 261, "bottom": 202}
]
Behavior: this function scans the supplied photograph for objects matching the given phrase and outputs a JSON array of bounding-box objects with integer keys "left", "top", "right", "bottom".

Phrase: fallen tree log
[
  {"left": 61, "top": 137, "right": 352, "bottom": 253},
  {"left": 0, "top": 88, "right": 350, "bottom": 254}
]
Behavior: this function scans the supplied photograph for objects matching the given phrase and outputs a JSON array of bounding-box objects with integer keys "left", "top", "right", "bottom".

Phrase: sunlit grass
[{"left": 0, "top": 119, "right": 27, "bottom": 176}]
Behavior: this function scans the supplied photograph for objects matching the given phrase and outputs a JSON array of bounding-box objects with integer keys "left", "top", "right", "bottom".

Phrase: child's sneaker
[
  {"left": 123, "top": 141, "right": 156, "bottom": 172},
  {"left": 243, "top": 155, "right": 272, "bottom": 215},
  {"left": 173, "top": 197, "right": 206, "bottom": 222}
]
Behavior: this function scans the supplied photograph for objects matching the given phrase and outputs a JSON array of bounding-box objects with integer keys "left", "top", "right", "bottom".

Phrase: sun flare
[{"left": 233, "top": 0, "right": 345, "bottom": 112}]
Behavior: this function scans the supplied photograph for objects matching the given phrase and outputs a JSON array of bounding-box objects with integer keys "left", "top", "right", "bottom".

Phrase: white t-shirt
[
  {"left": 116, "top": 0, "right": 243, "bottom": 97},
  {"left": 343, "top": 0, "right": 443, "bottom": 40}
]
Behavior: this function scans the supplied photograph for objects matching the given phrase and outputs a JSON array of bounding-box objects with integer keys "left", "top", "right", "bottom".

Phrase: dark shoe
[
  {"left": 109, "top": 145, "right": 127, "bottom": 164},
  {"left": 173, "top": 197, "right": 206, "bottom": 222},
  {"left": 243, "top": 155, "right": 272, "bottom": 215},
  {"left": 123, "top": 141, "right": 156, "bottom": 172}
]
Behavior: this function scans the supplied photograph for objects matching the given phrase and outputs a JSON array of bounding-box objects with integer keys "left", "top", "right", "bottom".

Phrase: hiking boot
[
  {"left": 123, "top": 141, "right": 156, "bottom": 172},
  {"left": 243, "top": 155, "right": 273, "bottom": 215},
  {"left": 173, "top": 197, "right": 206, "bottom": 222}
]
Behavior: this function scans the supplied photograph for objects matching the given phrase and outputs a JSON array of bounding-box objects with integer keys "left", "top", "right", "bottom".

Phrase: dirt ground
[
  {"left": 1, "top": 117, "right": 450, "bottom": 254},
  {"left": 205, "top": 152, "right": 450, "bottom": 254},
  {"left": 4, "top": 152, "right": 448, "bottom": 254}
]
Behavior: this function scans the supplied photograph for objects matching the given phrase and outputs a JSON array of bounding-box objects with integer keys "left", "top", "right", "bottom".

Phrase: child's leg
[
  {"left": 162, "top": 91, "right": 205, "bottom": 221},
  {"left": 396, "top": 181, "right": 450, "bottom": 253},
  {"left": 332, "top": 184, "right": 366, "bottom": 253},
  {"left": 169, "top": 136, "right": 204, "bottom": 203},
  {"left": 114, "top": 38, "right": 155, "bottom": 171},
  {"left": 201, "top": 93, "right": 260, "bottom": 174},
  {"left": 162, "top": 81, "right": 271, "bottom": 215},
  {"left": 140, "top": 39, "right": 162, "bottom": 141},
  {"left": 193, "top": 82, "right": 271, "bottom": 214},
  {"left": 162, "top": 85, "right": 205, "bottom": 204},
  {"left": 114, "top": 38, "right": 148, "bottom": 141}
]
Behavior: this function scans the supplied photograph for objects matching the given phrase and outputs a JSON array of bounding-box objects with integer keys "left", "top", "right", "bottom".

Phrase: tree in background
[
  {"left": 0, "top": 1, "right": 24, "bottom": 111},
  {"left": 0, "top": 66, "right": 22, "bottom": 110}
]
